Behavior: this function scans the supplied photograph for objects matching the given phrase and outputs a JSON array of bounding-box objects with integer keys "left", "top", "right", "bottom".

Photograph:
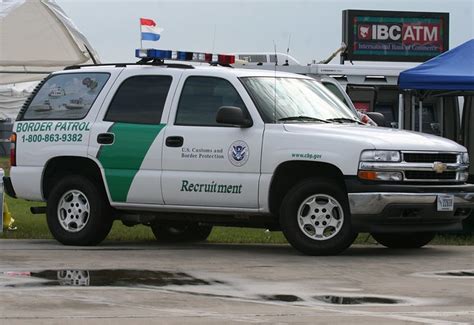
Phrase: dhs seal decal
[{"left": 228, "top": 141, "right": 249, "bottom": 167}]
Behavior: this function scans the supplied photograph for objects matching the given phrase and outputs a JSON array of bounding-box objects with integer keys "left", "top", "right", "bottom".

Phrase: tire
[
  {"left": 279, "top": 178, "right": 357, "bottom": 256},
  {"left": 151, "top": 222, "right": 213, "bottom": 243},
  {"left": 371, "top": 232, "right": 436, "bottom": 249},
  {"left": 47, "top": 175, "right": 113, "bottom": 246}
]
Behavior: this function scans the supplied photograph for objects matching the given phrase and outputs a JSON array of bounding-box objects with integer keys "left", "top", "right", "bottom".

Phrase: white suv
[{"left": 5, "top": 51, "right": 474, "bottom": 255}]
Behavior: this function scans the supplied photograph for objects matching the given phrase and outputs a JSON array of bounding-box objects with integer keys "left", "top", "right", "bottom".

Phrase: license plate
[{"left": 437, "top": 195, "right": 454, "bottom": 212}]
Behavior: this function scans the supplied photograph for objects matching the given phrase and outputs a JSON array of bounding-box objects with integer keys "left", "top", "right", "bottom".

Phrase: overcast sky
[{"left": 57, "top": 0, "right": 474, "bottom": 64}]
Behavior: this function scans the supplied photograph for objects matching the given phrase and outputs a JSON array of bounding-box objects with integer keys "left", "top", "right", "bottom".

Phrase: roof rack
[{"left": 64, "top": 61, "right": 195, "bottom": 70}]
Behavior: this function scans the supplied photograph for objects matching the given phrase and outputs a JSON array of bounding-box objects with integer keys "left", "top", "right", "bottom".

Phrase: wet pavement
[{"left": 0, "top": 239, "right": 473, "bottom": 324}]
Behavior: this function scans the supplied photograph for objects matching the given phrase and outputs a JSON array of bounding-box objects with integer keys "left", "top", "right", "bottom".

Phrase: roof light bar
[
  {"left": 136, "top": 49, "right": 172, "bottom": 60},
  {"left": 135, "top": 48, "right": 235, "bottom": 65},
  {"left": 218, "top": 54, "right": 235, "bottom": 65}
]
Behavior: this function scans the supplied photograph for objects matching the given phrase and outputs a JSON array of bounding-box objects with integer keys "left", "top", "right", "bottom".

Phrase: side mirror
[
  {"left": 366, "top": 112, "right": 386, "bottom": 127},
  {"left": 216, "top": 106, "right": 252, "bottom": 127}
]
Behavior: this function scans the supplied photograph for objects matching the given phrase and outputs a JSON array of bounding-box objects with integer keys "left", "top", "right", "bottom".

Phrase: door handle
[
  {"left": 166, "top": 136, "right": 184, "bottom": 147},
  {"left": 97, "top": 133, "right": 114, "bottom": 144}
]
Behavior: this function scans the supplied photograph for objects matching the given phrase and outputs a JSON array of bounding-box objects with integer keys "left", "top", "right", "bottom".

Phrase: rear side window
[
  {"left": 23, "top": 73, "right": 109, "bottom": 120},
  {"left": 175, "top": 76, "right": 246, "bottom": 126},
  {"left": 105, "top": 75, "right": 172, "bottom": 124}
]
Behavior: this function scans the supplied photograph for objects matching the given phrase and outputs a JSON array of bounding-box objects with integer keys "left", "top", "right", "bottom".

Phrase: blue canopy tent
[
  {"left": 399, "top": 39, "right": 474, "bottom": 92},
  {"left": 397, "top": 39, "right": 474, "bottom": 133}
]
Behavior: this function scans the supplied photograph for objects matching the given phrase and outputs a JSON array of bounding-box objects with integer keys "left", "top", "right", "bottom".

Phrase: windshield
[{"left": 240, "top": 77, "right": 359, "bottom": 123}]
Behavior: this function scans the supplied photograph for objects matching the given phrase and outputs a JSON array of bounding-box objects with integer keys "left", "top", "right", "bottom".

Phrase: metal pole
[
  {"left": 411, "top": 95, "right": 415, "bottom": 131},
  {"left": 398, "top": 93, "right": 404, "bottom": 129},
  {"left": 419, "top": 100, "right": 423, "bottom": 133},
  {"left": 139, "top": 19, "right": 143, "bottom": 49},
  {"left": 439, "top": 97, "right": 444, "bottom": 137}
]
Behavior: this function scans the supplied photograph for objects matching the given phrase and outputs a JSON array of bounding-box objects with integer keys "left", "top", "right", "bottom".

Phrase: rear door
[
  {"left": 12, "top": 71, "right": 115, "bottom": 201},
  {"left": 88, "top": 69, "right": 182, "bottom": 205}
]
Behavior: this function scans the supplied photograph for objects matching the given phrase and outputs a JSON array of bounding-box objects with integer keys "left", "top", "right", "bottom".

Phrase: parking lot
[{"left": 0, "top": 239, "right": 473, "bottom": 324}]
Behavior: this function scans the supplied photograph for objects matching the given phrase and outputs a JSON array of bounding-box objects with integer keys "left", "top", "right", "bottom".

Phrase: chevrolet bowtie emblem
[{"left": 433, "top": 161, "right": 447, "bottom": 174}]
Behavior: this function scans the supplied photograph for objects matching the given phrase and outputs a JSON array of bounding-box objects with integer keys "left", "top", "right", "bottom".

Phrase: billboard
[{"left": 342, "top": 10, "right": 449, "bottom": 62}]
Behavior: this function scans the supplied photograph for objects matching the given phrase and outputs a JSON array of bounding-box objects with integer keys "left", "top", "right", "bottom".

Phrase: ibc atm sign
[{"left": 342, "top": 10, "right": 449, "bottom": 62}]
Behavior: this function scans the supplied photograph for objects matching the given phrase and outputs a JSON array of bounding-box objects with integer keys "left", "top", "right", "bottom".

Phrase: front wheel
[
  {"left": 371, "top": 232, "right": 436, "bottom": 249},
  {"left": 279, "top": 178, "right": 358, "bottom": 255},
  {"left": 47, "top": 175, "right": 113, "bottom": 246},
  {"left": 151, "top": 222, "right": 213, "bottom": 242}
]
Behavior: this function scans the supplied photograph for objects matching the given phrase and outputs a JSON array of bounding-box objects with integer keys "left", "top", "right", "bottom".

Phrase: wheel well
[
  {"left": 42, "top": 156, "right": 106, "bottom": 200},
  {"left": 269, "top": 161, "right": 346, "bottom": 216}
]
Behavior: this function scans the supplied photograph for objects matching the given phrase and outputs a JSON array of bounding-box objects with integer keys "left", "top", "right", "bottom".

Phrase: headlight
[
  {"left": 360, "top": 150, "right": 401, "bottom": 162},
  {"left": 461, "top": 152, "right": 470, "bottom": 164}
]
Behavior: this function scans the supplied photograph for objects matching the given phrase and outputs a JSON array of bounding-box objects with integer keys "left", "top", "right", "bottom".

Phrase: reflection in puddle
[
  {"left": 314, "top": 295, "right": 401, "bottom": 305},
  {"left": 434, "top": 270, "right": 474, "bottom": 277},
  {"left": 413, "top": 269, "right": 474, "bottom": 278},
  {"left": 259, "top": 294, "right": 302, "bottom": 302},
  {"left": 4, "top": 269, "right": 223, "bottom": 288}
]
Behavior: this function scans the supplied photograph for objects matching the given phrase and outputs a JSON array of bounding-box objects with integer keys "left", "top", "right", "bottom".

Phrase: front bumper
[
  {"left": 349, "top": 192, "right": 474, "bottom": 215},
  {"left": 346, "top": 179, "right": 474, "bottom": 232}
]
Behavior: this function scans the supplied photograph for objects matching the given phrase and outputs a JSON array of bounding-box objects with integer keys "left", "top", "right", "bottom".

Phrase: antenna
[
  {"left": 273, "top": 41, "right": 278, "bottom": 67},
  {"left": 284, "top": 34, "right": 291, "bottom": 66},
  {"left": 286, "top": 34, "right": 291, "bottom": 55}
]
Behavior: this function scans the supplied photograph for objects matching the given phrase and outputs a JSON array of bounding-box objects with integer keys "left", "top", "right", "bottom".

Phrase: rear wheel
[
  {"left": 279, "top": 178, "right": 357, "bottom": 255},
  {"left": 47, "top": 175, "right": 113, "bottom": 246},
  {"left": 371, "top": 232, "right": 436, "bottom": 249},
  {"left": 151, "top": 222, "right": 213, "bottom": 242}
]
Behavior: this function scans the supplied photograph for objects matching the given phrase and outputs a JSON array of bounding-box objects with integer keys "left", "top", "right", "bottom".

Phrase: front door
[{"left": 162, "top": 75, "right": 263, "bottom": 208}]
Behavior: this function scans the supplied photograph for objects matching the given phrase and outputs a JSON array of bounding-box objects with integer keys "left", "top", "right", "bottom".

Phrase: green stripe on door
[{"left": 97, "top": 123, "right": 166, "bottom": 202}]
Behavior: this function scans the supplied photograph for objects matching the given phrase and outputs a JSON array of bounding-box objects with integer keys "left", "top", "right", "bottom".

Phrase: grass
[{"left": 0, "top": 157, "right": 472, "bottom": 245}]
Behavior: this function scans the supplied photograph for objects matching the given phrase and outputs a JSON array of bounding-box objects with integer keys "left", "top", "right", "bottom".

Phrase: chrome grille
[
  {"left": 400, "top": 151, "right": 463, "bottom": 182},
  {"left": 403, "top": 153, "right": 458, "bottom": 163},
  {"left": 404, "top": 171, "right": 457, "bottom": 180}
]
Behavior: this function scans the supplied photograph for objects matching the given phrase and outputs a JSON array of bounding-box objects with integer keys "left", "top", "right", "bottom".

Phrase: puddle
[
  {"left": 314, "top": 295, "right": 402, "bottom": 305},
  {"left": 434, "top": 270, "right": 474, "bottom": 277},
  {"left": 259, "top": 294, "right": 303, "bottom": 302},
  {"left": 2, "top": 270, "right": 413, "bottom": 307},
  {"left": 3, "top": 269, "right": 225, "bottom": 288},
  {"left": 412, "top": 269, "right": 474, "bottom": 279}
]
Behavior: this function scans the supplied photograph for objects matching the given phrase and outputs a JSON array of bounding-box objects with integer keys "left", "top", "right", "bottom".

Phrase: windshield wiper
[
  {"left": 278, "top": 116, "right": 330, "bottom": 123},
  {"left": 326, "top": 117, "right": 363, "bottom": 124}
]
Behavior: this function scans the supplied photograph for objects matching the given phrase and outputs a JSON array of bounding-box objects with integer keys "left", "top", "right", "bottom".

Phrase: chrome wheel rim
[
  {"left": 297, "top": 194, "right": 344, "bottom": 241},
  {"left": 57, "top": 190, "right": 90, "bottom": 233},
  {"left": 57, "top": 270, "right": 90, "bottom": 286}
]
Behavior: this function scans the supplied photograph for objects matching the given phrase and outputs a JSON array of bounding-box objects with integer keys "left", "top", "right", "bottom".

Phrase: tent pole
[
  {"left": 440, "top": 97, "right": 444, "bottom": 137},
  {"left": 398, "top": 93, "right": 404, "bottom": 129},
  {"left": 411, "top": 95, "right": 415, "bottom": 130},
  {"left": 419, "top": 100, "right": 423, "bottom": 132}
]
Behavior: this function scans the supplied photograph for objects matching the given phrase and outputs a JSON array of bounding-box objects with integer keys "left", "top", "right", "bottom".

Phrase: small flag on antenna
[{"left": 140, "top": 18, "right": 163, "bottom": 41}]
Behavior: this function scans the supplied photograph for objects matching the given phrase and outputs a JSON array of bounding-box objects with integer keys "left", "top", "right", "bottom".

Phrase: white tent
[
  {"left": 0, "top": 0, "right": 100, "bottom": 119},
  {"left": 0, "top": 0, "right": 100, "bottom": 84},
  {"left": 0, "top": 82, "right": 35, "bottom": 119}
]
